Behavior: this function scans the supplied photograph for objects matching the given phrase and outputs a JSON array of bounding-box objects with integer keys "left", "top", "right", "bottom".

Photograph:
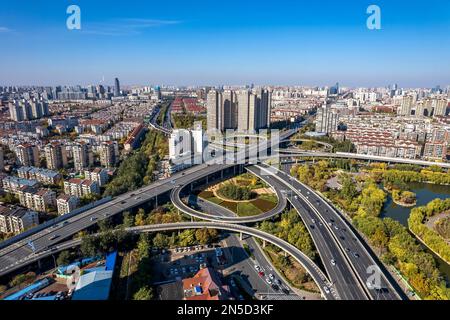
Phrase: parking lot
[{"left": 150, "top": 243, "right": 227, "bottom": 283}]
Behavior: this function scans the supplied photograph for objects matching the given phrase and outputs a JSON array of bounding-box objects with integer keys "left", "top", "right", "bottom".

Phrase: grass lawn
[
  {"left": 237, "top": 202, "right": 262, "bottom": 216},
  {"left": 196, "top": 174, "right": 278, "bottom": 217},
  {"left": 197, "top": 193, "right": 277, "bottom": 217}
]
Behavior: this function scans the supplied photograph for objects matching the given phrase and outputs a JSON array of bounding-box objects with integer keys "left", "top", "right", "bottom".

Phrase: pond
[{"left": 381, "top": 182, "right": 450, "bottom": 282}]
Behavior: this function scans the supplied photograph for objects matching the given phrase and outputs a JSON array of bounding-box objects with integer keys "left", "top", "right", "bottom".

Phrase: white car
[
  {"left": 331, "top": 259, "right": 336, "bottom": 266},
  {"left": 323, "top": 286, "right": 331, "bottom": 294},
  {"left": 268, "top": 273, "right": 275, "bottom": 280},
  {"left": 254, "top": 265, "right": 261, "bottom": 272},
  {"left": 265, "top": 277, "right": 272, "bottom": 285}
]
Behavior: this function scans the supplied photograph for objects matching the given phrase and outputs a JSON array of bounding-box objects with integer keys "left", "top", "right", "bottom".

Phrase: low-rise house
[
  {"left": 0, "top": 205, "right": 39, "bottom": 234},
  {"left": 83, "top": 168, "right": 109, "bottom": 187},
  {"left": 57, "top": 194, "right": 79, "bottom": 215}
]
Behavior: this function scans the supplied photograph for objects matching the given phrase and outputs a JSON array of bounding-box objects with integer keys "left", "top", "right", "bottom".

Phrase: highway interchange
[{"left": 0, "top": 124, "right": 412, "bottom": 300}]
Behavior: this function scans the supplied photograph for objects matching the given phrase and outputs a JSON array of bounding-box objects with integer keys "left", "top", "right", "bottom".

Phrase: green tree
[
  {"left": 137, "top": 234, "right": 151, "bottom": 259},
  {"left": 135, "top": 208, "right": 147, "bottom": 226},
  {"left": 123, "top": 211, "right": 135, "bottom": 228},
  {"left": 152, "top": 233, "right": 169, "bottom": 248},
  {"left": 133, "top": 286, "right": 153, "bottom": 300},
  {"left": 56, "top": 250, "right": 73, "bottom": 266}
]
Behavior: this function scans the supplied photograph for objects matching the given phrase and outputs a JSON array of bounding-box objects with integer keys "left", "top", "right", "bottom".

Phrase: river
[{"left": 381, "top": 182, "right": 450, "bottom": 282}]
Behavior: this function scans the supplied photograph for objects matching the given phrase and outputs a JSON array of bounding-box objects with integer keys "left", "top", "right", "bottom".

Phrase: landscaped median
[{"left": 196, "top": 173, "right": 278, "bottom": 217}]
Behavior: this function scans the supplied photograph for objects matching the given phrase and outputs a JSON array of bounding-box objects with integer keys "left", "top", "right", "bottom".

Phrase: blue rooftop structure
[
  {"left": 3, "top": 278, "right": 51, "bottom": 300},
  {"left": 71, "top": 251, "right": 117, "bottom": 300},
  {"left": 71, "top": 270, "right": 113, "bottom": 300},
  {"left": 105, "top": 251, "right": 117, "bottom": 271}
]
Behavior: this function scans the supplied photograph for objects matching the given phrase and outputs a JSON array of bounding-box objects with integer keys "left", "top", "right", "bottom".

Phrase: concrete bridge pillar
[
  {"left": 155, "top": 195, "right": 158, "bottom": 207},
  {"left": 239, "top": 232, "right": 243, "bottom": 241},
  {"left": 220, "top": 170, "right": 224, "bottom": 179},
  {"left": 191, "top": 216, "right": 194, "bottom": 222},
  {"left": 262, "top": 240, "right": 267, "bottom": 248},
  {"left": 284, "top": 251, "right": 288, "bottom": 257}
]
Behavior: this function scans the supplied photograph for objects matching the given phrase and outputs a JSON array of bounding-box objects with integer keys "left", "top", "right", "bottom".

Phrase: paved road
[
  {"left": 247, "top": 166, "right": 367, "bottom": 300},
  {"left": 278, "top": 150, "right": 450, "bottom": 168},
  {"left": 255, "top": 164, "right": 407, "bottom": 300},
  {"left": 192, "top": 194, "right": 298, "bottom": 299},
  {"left": 3, "top": 222, "right": 336, "bottom": 299},
  {"left": 170, "top": 165, "right": 287, "bottom": 223},
  {"left": 0, "top": 129, "right": 298, "bottom": 278}
]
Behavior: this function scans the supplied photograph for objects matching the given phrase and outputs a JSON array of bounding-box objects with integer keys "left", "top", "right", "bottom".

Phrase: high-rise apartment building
[
  {"left": 207, "top": 89, "right": 221, "bottom": 132},
  {"left": 207, "top": 88, "right": 271, "bottom": 133},
  {"left": 72, "top": 142, "right": 94, "bottom": 171},
  {"left": 433, "top": 99, "right": 449, "bottom": 117},
  {"left": 315, "top": 104, "right": 340, "bottom": 134},
  {"left": 399, "top": 95, "right": 414, "bottom": 116},
  {"left": 99, "top": 141, "right": 119, "bottom": 168},
  {"left": 44, "top": 142, "right": 67, "bottom": 170},
  {"left": 9, "top": 99, "right": 48, "bottom": 121},
  {"left": 15, "top": 144, "right": 40, "bottom": 167}
]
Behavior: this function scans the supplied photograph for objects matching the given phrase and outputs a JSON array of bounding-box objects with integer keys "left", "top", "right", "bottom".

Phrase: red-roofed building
[{"left": 182, "top": 268, "right": 231, "bottom": 300}]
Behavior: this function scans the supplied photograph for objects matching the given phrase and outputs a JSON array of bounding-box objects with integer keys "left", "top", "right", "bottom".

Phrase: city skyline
[{"left": 0, "top": 0, "right": 449, "bottom": 86}]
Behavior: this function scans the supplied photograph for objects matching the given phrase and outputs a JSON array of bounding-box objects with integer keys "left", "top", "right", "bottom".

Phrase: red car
[{"left": 258, "top": 271, "right": 265, "bottom": 277}]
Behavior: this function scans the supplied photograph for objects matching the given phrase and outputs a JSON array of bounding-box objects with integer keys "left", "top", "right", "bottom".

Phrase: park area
[{"left": 197, "top": 173, "right": 278, "bottom": 217}]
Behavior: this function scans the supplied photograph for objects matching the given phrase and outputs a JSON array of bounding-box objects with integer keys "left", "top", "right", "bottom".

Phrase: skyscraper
[{"left": 114, "top": 78, "right": 121, "bottom": 97}]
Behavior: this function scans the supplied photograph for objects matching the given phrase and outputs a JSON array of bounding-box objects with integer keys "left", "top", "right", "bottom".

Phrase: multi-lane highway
[
  {"left": 0, "top": 123, "right": 408, "bottom": 301},
  {"left": 0, "top": 163, "right": 235, "bottom": 277},
  {"left": 245, "top": 166, "right": 368, "bottom": 300},
  {"left": 254, "top": 163, "right": 407, "bottom": 300},
  {"left": 0, "top": 222, "right": 336, "bottom": 299},
  {"left": 0, "top": 128, "right": 297, "bottom": 278}
]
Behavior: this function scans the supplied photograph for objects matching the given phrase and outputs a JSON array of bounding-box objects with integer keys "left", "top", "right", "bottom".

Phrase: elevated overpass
[
  {"left": 278, "top": 150, "right": 450, "bottom": 168},
  {"left": 0, "top": 222, "right": 336, "bottom": 300}
]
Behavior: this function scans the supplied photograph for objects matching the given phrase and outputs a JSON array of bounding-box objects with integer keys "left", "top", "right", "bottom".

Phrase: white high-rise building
[
  {"left": 169, "top": 123, "right": 204, "bottom": 173},
  {"left": 315, "top": 104, "right": 340, "bottom": 134}
]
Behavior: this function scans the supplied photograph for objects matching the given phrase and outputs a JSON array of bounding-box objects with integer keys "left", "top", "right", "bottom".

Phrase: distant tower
[{"left": 114, "top": 78, "right": 121, "bottom": 97}]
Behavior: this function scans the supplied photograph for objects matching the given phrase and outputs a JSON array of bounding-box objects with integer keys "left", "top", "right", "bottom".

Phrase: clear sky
[{"left": 0, "top": 0, "right": 449, "bottom": 87}]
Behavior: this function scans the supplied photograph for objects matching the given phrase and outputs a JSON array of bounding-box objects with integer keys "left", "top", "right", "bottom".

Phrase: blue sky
[{"left": 0, "top": 0, "right": 449, "bottom": 87}]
